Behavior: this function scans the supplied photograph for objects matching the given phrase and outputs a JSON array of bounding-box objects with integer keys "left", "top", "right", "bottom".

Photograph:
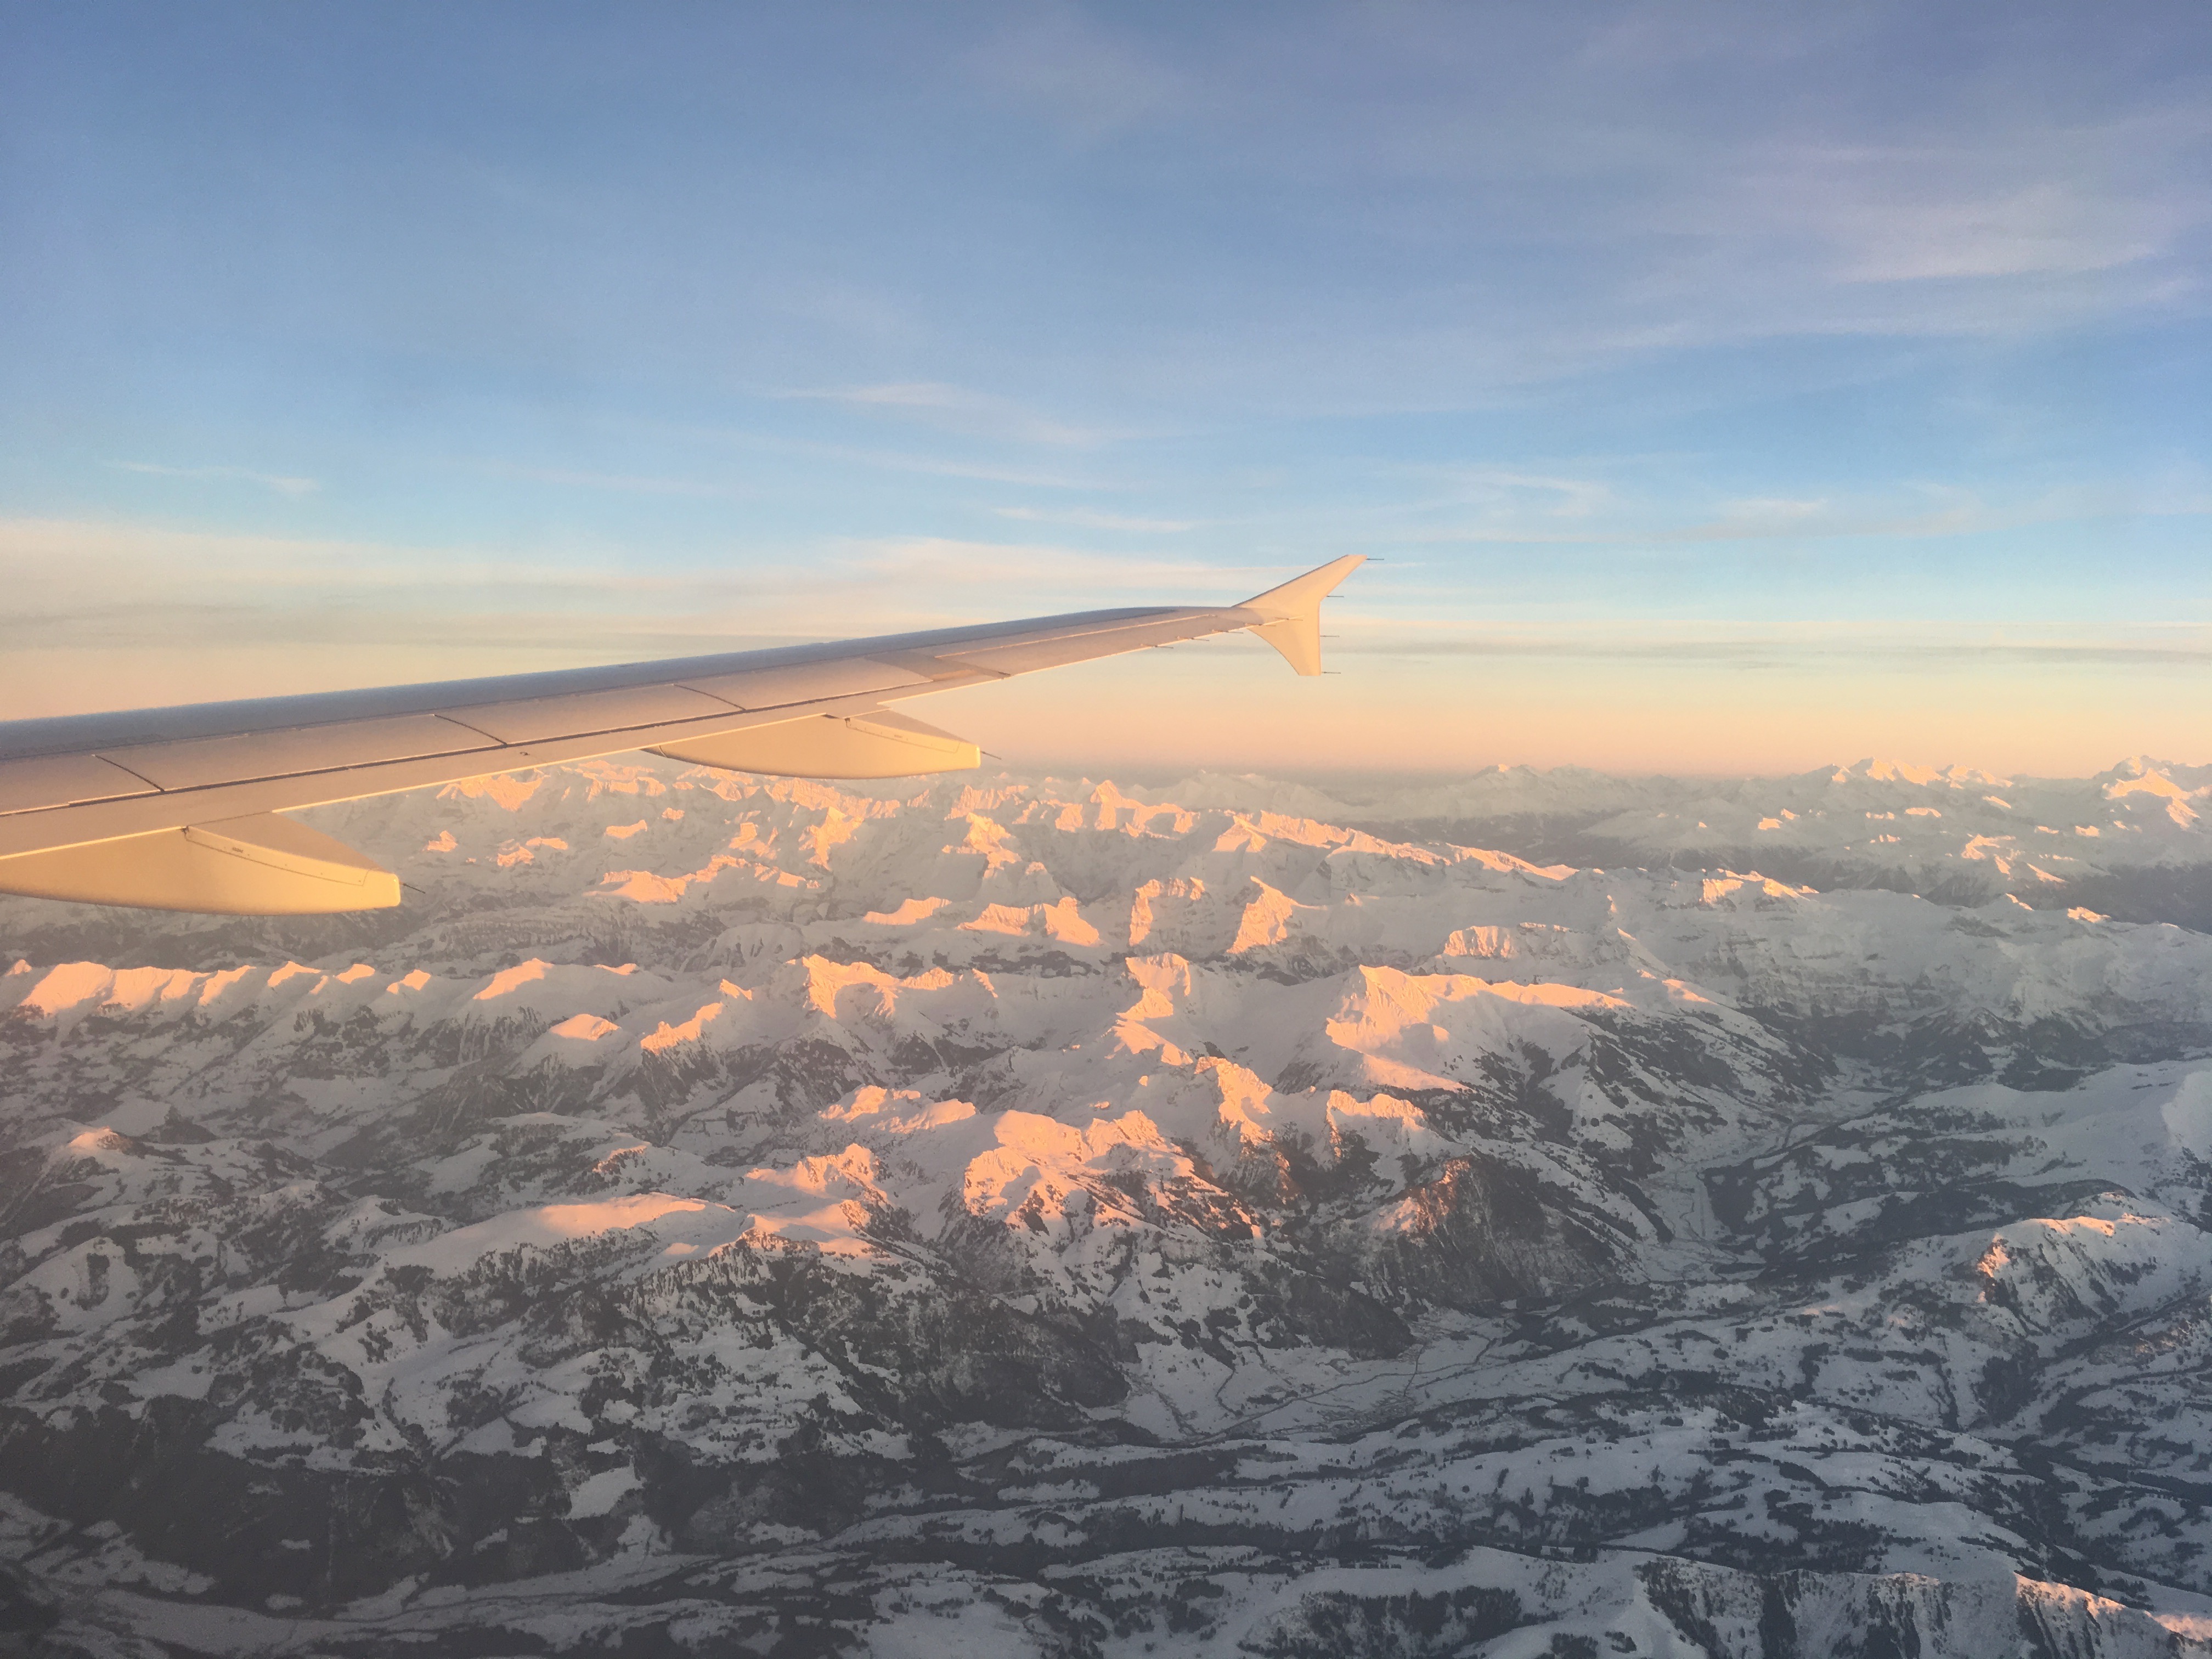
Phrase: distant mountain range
[
  {"left": 1185, "top": 755, "right": 2212, "bottom": 928},
  {"left": 2, "top": 758, "right": 2209, "bottom": 1656}
]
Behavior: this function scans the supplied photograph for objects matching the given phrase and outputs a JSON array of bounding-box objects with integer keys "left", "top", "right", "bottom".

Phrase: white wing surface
[{"left": 0, "top": 555, "right": 1363, "bottom": 913}]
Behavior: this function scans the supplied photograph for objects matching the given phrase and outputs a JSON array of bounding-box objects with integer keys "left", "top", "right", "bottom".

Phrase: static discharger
[{"left": 0, "top": 555, "right": 1363, "bottom": 913}]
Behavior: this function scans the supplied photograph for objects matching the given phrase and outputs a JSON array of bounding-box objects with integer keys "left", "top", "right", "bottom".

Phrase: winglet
[{"left": 1238, "top": 554, "right": 1366, "bottom": 676}]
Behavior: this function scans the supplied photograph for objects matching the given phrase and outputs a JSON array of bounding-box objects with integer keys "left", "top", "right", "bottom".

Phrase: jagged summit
[{"left": 1822, "top": 756, "right": 2011, "bottom": 788}]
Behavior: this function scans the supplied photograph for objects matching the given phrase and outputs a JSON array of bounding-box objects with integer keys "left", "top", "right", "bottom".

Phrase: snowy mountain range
[{"left": 2, "top": 755, "right": 2210, "bottom": 1657}]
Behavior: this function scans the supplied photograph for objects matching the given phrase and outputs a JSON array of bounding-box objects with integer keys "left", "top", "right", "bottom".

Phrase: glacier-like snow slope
[{"left": 0, "top": 759, "right": 2210, "bottom": 1656}]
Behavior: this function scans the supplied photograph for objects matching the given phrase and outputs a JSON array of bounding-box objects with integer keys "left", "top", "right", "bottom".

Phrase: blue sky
[{"left": 3, "top": 3, "right": 2207, "bottom": 774}]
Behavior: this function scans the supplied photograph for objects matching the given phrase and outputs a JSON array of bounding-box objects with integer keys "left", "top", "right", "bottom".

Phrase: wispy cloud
[
  {"left": 993, "top": 505, "right": 1195, "bottom": 533},
  {"left": 1324, "top": 613, "right": 2212, "bottom": 670},
  {"left": 0, "top": 515, "right": 898, "bottom": 609},
  {"left": 838, "top": 535, "right": 1266, "bottom": 596},
  {"left": 0, "top": 514, "right": 1307, "bottom": 721},
  {"left": 945, "top": 14, "right": 2211, "bottom": 403},
  {"left": 687, "top": 424, "right": 1113, "bottom": 490},
  {"left": 0, "top": 516, "right": 1288, "bottom": 646},
  {"left": 1341, "top": 635, "right": 2212, "bottom": 669},
  {"left": 469, "top": 460, "right": 733, "bottom": 499},
  {"left": 1660, "top": 492, "right": 1985, "bottom": 543},
  {"left": 1399, "top": 479, "right": 2212, "bottom": 549},
  {"left": 1438, "top": 468, "right": 1618, "bottom": 520},
  {"left": 111, "top": 461, "right": 319, "bottom": 497},
  {"left": 964, "top": 12, "right": 1189, "bottom": 142},
  {"left": 777, "top": 382, "right": 1118, "bottom": 448}
]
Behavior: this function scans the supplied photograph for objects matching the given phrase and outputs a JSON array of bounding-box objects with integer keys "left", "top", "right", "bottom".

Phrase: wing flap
[
  {"left": 0, "top": 812, "right": 399, "bottom": 914},
  {"left": 0, "top": 754, "right": 159, "bottom": 816},
  {"left": 652, "top": 710, "right": 980, "bottom": 779}
]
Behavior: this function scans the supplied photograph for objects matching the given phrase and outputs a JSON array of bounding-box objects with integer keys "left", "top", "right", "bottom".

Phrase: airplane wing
[{"left": 0, "top": 554, "right": 1363, "bottom": 915}]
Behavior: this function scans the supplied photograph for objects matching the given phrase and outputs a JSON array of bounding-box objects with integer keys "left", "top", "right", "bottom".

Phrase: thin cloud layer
[
  {"left": 110, "top": 461, "right": 319, "bottom": 497},
  {"left": 778, "top": 383, "right": 1119, "bottom": 448}
]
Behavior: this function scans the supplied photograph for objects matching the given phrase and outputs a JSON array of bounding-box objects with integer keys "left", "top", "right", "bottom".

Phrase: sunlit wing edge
[{"left": 0, "top": 555, "right": 1363, "bottom": 911}]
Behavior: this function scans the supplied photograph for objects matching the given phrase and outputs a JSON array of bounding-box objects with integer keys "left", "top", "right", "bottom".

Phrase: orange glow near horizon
[
  {"left": 3, "top": 629, "right": 2198, "bottom": 782},
  {"left": 930, "top": 647, "right": 2211, "bottom": 780},
  {"left": 0, "top": 517, "right": 2202, "bottom": 781}
]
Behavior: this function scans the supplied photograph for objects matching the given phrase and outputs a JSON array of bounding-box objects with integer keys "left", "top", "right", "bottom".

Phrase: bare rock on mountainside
[{"left": 1, "top": 758, "right": 2210, "bottom": 1656}]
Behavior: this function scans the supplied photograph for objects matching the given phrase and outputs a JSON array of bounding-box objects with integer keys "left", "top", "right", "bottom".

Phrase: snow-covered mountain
[
  {"left": 1289, "top": 757, "right": 2212, "bottom": 930},
  {"left": 2, "top": 758, "right": 2210, "bottom": 1656}
]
